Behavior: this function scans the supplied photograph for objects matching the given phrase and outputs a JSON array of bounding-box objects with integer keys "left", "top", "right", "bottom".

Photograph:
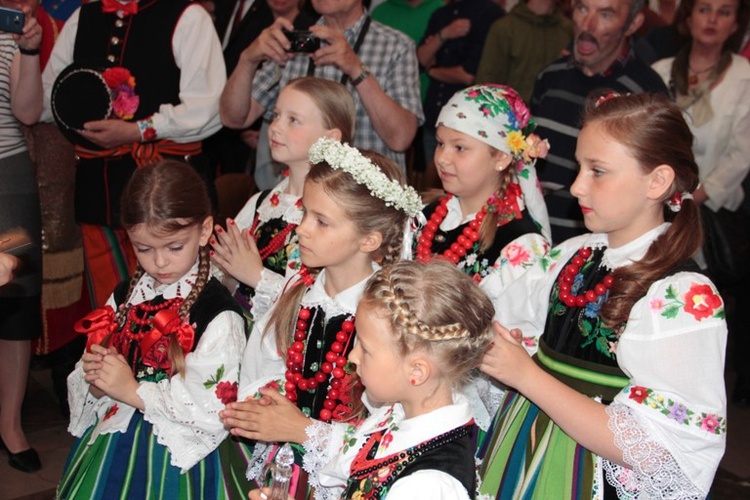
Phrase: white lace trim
[
  {"left": 67, "top": 363, "right": 100, "bottom": 436},
  {"left": 604, "top": 404, "right": 705, "bottom": 499},
  {"left": 250, "top": 269, "right": 286, "bottom": 320},
  {"left": 246, "top": 441, "right": 273, "bottom": 481},
  {"left": 303, "top": 420, "right": 336, "bottom": 500}
]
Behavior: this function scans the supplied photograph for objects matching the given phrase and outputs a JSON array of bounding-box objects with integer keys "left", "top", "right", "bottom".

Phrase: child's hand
[
  {"left": 92, "top": 352, "right": 144, "bottom": 410},
  {"left": 210, "top": 219, "right": 264, "bottom": 288},
  {"left": 82, "top": 344, "right": 114, "bottom": 399},
  {"left": 221, "top": 388, "right": 311, "bottom": 444},
  {"left": 248, "top": 487, "right": 293, "bottom": 500},
  {"left": 479, "top": 322, "right": 535, "bottom": 390}
]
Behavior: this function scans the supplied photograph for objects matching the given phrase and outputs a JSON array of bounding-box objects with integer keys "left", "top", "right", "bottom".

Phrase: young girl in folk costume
[
  {"left": 220, "top": 139, "right": 422, "bottom": 495},
  {"left": 246, "top": 260, "right": 495, "bottom": 500},
  {"left": 211, "top": 77, "right": 356, "bottom": 327},
  {"left": 414, "top": 84, "right": 551, "bottom": 301},
  {"left": 60, "top": 161, "right": 248, "bottom": 498},
  {"left": 478, "top": 93, "right": 727, "bottom": 499}
]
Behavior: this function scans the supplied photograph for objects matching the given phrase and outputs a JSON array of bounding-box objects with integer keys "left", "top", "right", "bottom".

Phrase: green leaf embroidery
[
  {"left": 665, "top": 285, "right": 678, "bottom": 300},
  {"left": 661, "top": 304, "right": 681, "bottom": 319},
  {"left": 203, "top": 364, "right": 226, "bottom": 389}
]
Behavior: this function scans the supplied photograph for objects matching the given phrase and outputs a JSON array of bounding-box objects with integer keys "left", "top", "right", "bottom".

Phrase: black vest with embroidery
[
  {"left": 73, "top": 0, "right": 186, "bottom": 120},
  {"left": 343, "top": 424, "right": 477, "bottom": 499}
]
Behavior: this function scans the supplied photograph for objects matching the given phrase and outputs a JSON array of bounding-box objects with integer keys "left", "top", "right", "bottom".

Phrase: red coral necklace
[
  {"left": 248, "top": 195, "right": 302, "bottom": 260},
  {"left": 284, "top": 305, "right": 356, "bottom": 422},
  {"left": 122, "top": 297, "right": 182, "bottom": 341},
  {"left": 556, "top": 247, "right": 614, "bottom": 308},
  {"left": 416, "top": 184, "right": 523, "bottom": 264}
]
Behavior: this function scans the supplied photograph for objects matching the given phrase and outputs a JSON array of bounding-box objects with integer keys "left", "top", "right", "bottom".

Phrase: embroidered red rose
[
  {"left": 103, "top": 403, "right": 119, "bottom": 421},
  {"left": 504, "top": 243, "right": 530, "bottom": 267},
  {"left": 215, "top": 381, "right": 238, "bottom": 404},
  {"left": 683, "top": 283, "right": 722, "bottom": 321},
  {"left": 503, "top": 86, "right": 531, "bottom": 129},
  {"left": 628, "top": 386, "right": 649, "bottom": 404},
  {"left": 380, "top": 431, "right": 394, "bottom": 450}
]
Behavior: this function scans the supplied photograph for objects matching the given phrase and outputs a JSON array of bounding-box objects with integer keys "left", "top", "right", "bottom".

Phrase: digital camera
[{"left": 283, "top": 30, "right": 320, "bottom": 53}]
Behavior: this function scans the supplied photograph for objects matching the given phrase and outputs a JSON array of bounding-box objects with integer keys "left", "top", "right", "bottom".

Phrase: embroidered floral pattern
[
  {"left": 624, "top": 385, "right": 727, "bottom": 435},
  {"left": 215, "top": 381, "right": 238, "bottom": 404},
  {"left": 203, "top": 364, "right": 226, "bottom": 389},
  {"left": 538, "top": 247, "right": 562, "bottom": 273},
  {"left": 651, "top": 282, "right": 725, "bottom": 322},
  {"left": 103, "top": 403, "right": 119, "bottom": 421}
]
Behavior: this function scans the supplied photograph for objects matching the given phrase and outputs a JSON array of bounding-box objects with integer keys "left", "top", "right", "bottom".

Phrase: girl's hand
[
  {"left": 221, "top": 388, "right": 311, "bottom": 444},
  {"left": 211, "top": 219, "right": 264, "bottom": 289},
  {"left": 248, "top": 488, "right": 293, "bottom": 500},
  {"left": 83, "top": 344, "right": 114, "bottom": 399},
  {"left": 92, "top": 352, "right": 144, "bottom": 409},
  {"left": 479, "top": 322, "right": 536, "bottom": 390}
]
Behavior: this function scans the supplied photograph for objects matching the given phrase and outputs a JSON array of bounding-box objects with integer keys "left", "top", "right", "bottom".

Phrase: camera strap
[{"left": 306, "top": 16, "right": 371, "bottom": 85}]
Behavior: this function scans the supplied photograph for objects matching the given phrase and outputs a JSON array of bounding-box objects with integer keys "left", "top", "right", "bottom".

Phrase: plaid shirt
[{"left": 252, "top": 12, "right": 424, "bottom": 171}]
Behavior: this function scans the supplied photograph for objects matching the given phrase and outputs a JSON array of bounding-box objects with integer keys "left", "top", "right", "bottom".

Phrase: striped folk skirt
[{"left": 57, "top": 412, "right": 253, "bottom": 499}]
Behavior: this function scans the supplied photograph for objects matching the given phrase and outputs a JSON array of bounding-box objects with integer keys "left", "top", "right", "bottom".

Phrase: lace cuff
[
  {"left": 603, "top": 404, "right": 705, "bottom": 499},
  {"left": 251, "top": 269, "right": 285, "bottom": 319},
  {"left": 302, "top": 420, "right": 336, "bottom": 499},
  {"left": 67, "top": 363, "right": 102, "bottom": 436}
]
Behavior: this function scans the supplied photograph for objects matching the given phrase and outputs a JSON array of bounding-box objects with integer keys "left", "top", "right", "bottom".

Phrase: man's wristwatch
[{"left": 351, "top": 65, "right": 371, "bottom": 87}]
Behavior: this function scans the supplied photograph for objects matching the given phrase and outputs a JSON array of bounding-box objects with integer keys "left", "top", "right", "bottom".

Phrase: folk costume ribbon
[
  {"left": 75, "top": 140, "right": 202, "bottom": 169},
  {"left": 74, "top": 306, "right": 117, "bottom": 352},
  {"left": 101, "top": 0, "right": 138, "bottom": 16}
]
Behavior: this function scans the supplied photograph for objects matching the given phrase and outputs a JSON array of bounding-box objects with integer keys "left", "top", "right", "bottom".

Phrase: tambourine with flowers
[{"left": 51, "top": 63, "right": 140, "bottom": 148}]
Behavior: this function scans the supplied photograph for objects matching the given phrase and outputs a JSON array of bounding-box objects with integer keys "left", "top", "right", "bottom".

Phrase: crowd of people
[{"left": 0, "top": 0, "right": 747, "bottom": 498}]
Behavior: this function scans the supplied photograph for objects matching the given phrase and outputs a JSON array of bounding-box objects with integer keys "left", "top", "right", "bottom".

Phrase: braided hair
[
  {"left": 118, "top": 160, "right": 213, "bottom": 376},
  {"left": 361, "top": 260, "right": 495, "bottom": 388}
]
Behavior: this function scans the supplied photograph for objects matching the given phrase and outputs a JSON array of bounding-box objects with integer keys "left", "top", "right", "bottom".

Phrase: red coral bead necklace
[{"left": 556, "top": 247, "right": 614, "bottom": 308}]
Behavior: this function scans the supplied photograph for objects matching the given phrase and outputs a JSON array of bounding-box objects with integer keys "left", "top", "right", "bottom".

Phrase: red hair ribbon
[{"left": 74, "top": 306, "right": 117, "bottom": 352}]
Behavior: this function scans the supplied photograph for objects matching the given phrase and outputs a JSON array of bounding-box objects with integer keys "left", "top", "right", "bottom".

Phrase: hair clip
[
  {"left": 595, "top": 92, "right": 622, "bottom": 107},
  {"left": 667, "top": 191, "right": 693, "bottom": 212}
]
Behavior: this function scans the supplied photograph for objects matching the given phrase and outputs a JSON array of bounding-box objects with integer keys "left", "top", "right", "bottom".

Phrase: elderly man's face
[{"left": 572, "top": 0, "right": 642, "bottom": 75}]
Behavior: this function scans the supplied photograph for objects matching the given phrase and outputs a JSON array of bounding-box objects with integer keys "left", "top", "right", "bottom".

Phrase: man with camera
[{"left": 220, "top": 0, "right": 423, "bottom": 174}]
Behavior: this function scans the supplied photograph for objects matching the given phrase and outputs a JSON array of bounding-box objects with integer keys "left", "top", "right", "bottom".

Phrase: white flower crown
[{"left": 308, "top": 138, "right": 422, "bottom": 216}]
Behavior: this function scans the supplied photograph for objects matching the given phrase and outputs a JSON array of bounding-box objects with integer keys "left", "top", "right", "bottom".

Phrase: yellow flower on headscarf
[{"left": 506, "top": 130, "right": 527, "bottom": 156}]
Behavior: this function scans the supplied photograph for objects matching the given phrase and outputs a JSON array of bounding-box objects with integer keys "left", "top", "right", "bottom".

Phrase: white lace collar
[
  {"left": 581, "top": 223, "right": 670, "bottom": 270},
  {"left": 299, "top": 265, "right": 378, "bottom": 317},
  {"left": 255, "top": 178, "right": 304, "bottom": 225},
  {"left": 125, "top": 260, "right": 217, "bottom": 305}
]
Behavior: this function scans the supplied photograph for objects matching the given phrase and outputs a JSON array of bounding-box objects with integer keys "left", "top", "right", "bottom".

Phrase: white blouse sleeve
[
  {"left": 479, "top": 232, "right": 550, "bottom": 306},
  {"left": 41, "top": 8, "right": 79, "bottom": 122},
  {"left": 604, "top": 272, "right": 727, "bottom": 497},
  {"left": 386, "top": 470, "right": 472, "bottom": 500},
  {"left": 491, "top": 235, "right": 588, "bottom": 354},
  {"left": 150, "top": 4, "right": 225, "bottom": 142},
  {"left": 137, "top": 310, "right": 246, "bottom": 471}
]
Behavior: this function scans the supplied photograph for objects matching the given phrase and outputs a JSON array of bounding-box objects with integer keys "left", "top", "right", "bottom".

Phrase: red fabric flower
[
  {"left": 102, "top": 67, "right": 133, "bottom": 89},
  {"left": 683, "top": 283, "right": 723, "bottom": 321},
  {"left": 629, "top": 386, "right": 649, "bottom": 404},
  {"left": 141, "top": 336, "right": 171, "bottom": 371},
  {"left": 215, "top": 381, "right": 238, "bottom": 404}
]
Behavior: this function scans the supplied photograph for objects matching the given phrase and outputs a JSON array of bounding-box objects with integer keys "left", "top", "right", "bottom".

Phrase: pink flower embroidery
[
  {"left": 650, "top": 298, "right": 664, "bottom": 311},
  {"left": 684, "top": 283, "right": 722, "bottom": 321},
  {"left": 380, "top": 432, "right": 394, "bottom": 450},
  {"left": 504, "top": 243, "right": 530, "bottom": 266},
  {"left": 700, "top": 414, "right": 721, "bottom": 432}
]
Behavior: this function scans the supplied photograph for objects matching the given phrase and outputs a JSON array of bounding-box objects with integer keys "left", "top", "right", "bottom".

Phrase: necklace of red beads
[
  {"left": 416, "top": 183, "right": 523, "bottom": 265},
  {"left": 121, "top": 297, "right": 182, "bottom": 341},
  {"left": 284, "top": 305, "right": 355, "bottom": 422},
  {"left": 248, "top": 194, "right": 303, "bottom": 260},
  {"left": 556, "top": 247, "right": 614, "bottom": 308}
]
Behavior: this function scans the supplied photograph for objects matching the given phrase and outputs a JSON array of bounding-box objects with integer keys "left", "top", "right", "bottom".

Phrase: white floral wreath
[{"left": 308, "top": 138, "right": 422, "bottom": 216}]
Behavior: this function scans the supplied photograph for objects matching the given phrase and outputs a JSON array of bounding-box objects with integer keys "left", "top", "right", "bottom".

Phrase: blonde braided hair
[{"left": 362, "top": 260, "right": 494, "bottom": 388}]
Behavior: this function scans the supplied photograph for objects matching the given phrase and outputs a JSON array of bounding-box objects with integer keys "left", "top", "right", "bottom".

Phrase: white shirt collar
[
  {"left": 126, "top": 260, "right": 216, "bottom": 304},
  {"left": 299, "top": 264, "right": 379, "bottom": 316},
  {"left": 581, "top": 223, "right": 670, "bottom": 270}
]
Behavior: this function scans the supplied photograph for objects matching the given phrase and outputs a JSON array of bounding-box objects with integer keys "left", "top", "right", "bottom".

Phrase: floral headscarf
[{"left": 436, "top": 84, "right": 551, "bottom": 241}]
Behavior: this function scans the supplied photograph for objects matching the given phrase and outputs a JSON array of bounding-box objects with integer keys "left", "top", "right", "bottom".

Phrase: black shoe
[{"left": 0, "top": 439, "right": 42, "bottom": 473}]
